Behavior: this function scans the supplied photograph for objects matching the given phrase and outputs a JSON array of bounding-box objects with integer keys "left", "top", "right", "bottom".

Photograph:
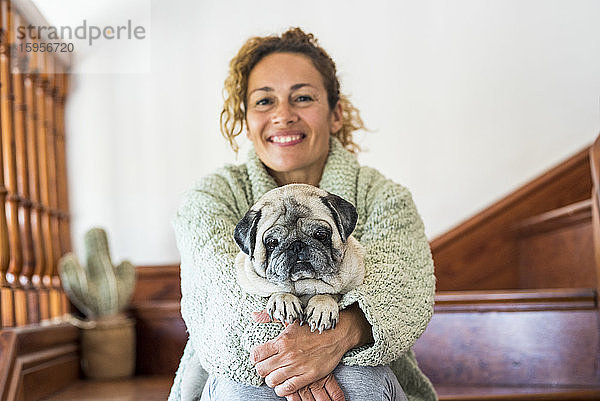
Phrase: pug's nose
[{"left": 289, "top": 240, "right": 304, "bottom": 254}]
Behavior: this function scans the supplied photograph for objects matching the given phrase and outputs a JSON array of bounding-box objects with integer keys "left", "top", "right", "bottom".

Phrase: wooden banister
[
  {"left": 590, "top": 133, "right": 600, "bottom": 292},
  {"left": 1, "top": 0, "right": 28, "bottom": 327},
  {"left": 0, "top": 0, "right": 17, "bottom": 328},
  {"left": 11, "top": 10, "right": 38, "bottom": 325},
  {"left": 431, "top": 144, "right": 593, "bottom": 290},
  {"left": 26, "top": 36, "right": 48, "bottom": 323},
  {"left": 0, "top": 0, "right": 71, "bottom": 328},
  {"left": 0, "top": 1, "right": 78, "bottom": 395}
]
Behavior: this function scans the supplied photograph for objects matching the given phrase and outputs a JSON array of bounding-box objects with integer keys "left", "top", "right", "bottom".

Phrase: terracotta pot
[{"left": 79, "top": 314, "right": 136, "bottom": 379}]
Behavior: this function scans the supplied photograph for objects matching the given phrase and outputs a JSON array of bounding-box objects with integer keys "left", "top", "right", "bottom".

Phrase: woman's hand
[
  {"left": 250, "top": 303, "right": 373, "bottom": 398},
  {"left": 251, "top": 320, "right": 344, "bottom": 397},
  {"left": 285, "top": 373, "right": 345, "bottom": 401}
]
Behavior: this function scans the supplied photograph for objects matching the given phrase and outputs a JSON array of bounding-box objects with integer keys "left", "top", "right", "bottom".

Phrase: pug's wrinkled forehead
[
  {"left": 255, "top": 184, "right": 329, "bottom": 210},
  {"left": 256, "top": 184, "right": 357, "bottom": 242},
  {"left": 255, "top": 186, "right": 326, "bottom": 227},
  {"left": 234, "top": 183, "right": 359, "bottom": 260}
]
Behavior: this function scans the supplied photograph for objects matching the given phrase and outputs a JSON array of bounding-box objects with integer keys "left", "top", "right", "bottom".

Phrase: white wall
[{"left": 33, "top": 0, "right": 600, "bottom": 265}]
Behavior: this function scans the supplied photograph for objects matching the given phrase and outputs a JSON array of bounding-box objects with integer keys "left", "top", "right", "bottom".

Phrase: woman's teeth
[{"left": 270, "top": 134, "right": 303, "bottom": 143}]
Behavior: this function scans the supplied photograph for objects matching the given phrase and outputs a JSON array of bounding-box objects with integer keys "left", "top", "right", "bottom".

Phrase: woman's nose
[{"left": 271, "top": 101, "right": 298, "bottom": 125}]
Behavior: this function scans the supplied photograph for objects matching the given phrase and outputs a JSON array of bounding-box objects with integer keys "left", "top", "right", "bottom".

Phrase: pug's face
[{"left": 234, "top": 184, "right": 358, "bottom": 286}]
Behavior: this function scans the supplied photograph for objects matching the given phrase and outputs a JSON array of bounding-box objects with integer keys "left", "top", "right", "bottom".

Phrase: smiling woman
[
  {"left": 170, "top": 27, "right": 437, "bottom": 401},
  {"left": 220, "top": 28, "right": 365, "bottom": 156}
]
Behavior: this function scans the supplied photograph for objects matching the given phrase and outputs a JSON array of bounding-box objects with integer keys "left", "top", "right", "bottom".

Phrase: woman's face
[{"left": 245, "top": 52, "right": 342, "bottom": 185}]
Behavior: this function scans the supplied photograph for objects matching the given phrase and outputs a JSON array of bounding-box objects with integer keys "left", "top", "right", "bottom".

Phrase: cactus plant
[{"left": 59, "top": 227, "right": 136, "bottom": 319}]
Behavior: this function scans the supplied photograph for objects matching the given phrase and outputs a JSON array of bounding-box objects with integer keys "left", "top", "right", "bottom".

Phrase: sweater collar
[{"left": 246, "top": 136, "right": 359, "bottom": 205}]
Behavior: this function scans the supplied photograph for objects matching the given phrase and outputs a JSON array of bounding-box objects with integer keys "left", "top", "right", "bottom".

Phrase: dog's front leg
[
  {"left": 267, "top": 292, "right": 303, "bottom": 325},
  {"left": 304, "top": 294, "right": 341, "bottom": 333}
]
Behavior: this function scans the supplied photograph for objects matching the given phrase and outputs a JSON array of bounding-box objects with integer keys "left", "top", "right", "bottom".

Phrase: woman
[{"left": 169, "top": 28, "right": 437, "bottom": 401}]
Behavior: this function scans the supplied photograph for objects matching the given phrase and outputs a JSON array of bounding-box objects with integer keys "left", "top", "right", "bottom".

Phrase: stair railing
[{"left": 0, "top": 0, "right": 71, "bottom": 328}]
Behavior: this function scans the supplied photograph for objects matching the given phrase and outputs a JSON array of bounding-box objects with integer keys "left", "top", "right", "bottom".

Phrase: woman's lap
[{"left": 200, "top": 364, "right": 408, "bottom": 401}]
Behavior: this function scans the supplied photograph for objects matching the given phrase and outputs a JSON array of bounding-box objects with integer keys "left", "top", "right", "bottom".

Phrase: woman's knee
[
  {"left": 332, "top": 364, "right": 408, "bottom": 401},
  {"left": 200, "top": 375, "right": 284, "bottom": 401}
]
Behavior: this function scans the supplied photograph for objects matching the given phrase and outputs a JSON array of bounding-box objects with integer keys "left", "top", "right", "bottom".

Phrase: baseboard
[{"left": 0, "top": 322, "right": 80, "bottom": 401}]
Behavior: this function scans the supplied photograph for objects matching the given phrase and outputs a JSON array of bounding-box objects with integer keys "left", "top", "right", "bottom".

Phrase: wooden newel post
[
  {"left": 0, "top": 0, "right": 23, "bottom": 328},
  {"left": 54, "top": 69, "right": 71, "bottom": 317},
  {"left": 25, "top": 37, "right": 49, "bottom": 322},
  {"left": 0, "top": 4, "right": 10, "bottom": 329},
  {"left": 43, "top": 52, "right": 62, "bottom": 320},
  {"left": 34, "top": 47, "right": 55, "bottom": 321},
  {"left": 13, "top": 10, "right": 39, "bottom": 325}
]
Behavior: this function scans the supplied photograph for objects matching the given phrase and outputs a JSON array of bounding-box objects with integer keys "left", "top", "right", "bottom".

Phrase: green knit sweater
[{"left": 169, "top": 136, "right": 437, "bottom": 401}]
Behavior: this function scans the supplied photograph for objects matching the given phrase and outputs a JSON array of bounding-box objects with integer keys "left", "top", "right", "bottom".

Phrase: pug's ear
[
  {"left": 321, "top": 194, "right": 358, "bottom": 243},
  {"left": 234, "top": 209, "right": 262, "bottom": 258}
]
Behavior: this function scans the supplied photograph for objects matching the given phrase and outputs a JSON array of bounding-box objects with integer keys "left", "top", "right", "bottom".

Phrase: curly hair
[{"left": 220, "top": 27, "right": 365, "bottom": 154}]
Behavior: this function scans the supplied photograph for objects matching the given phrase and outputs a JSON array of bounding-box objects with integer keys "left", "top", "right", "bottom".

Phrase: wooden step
[
  {"left": 40, "top": 375, "right": 173, "bottom": 401},
  {"left": 131, "top": 301, "right": 187, "bottom": 375},
  {"left": 129, "top": 288, "right": 600, "bottom": 400},
  {"left": 0, "top": 323, "right": 79, "bottom": 401},
  {"left": 40, "top": 376, "right": 600, "bottom": 401},
  {"left": 515, "top": 199, "right": 592, "bottom": 235},
  {"left": 413, "top": 288, "right": 600, "bottom": 398},
  {"left": 514, "top": 200, "right": 595, "bottom": 288},
  {"left": 436, "top": 385, "right": 600, "bottom": 400}
]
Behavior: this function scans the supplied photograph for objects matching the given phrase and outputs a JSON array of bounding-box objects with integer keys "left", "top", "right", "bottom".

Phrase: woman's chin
[{"left": 268, "top": 161, "right": 306, "bottom": 174}]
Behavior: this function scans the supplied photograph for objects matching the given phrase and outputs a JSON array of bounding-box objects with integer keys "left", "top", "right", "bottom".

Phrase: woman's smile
[{"left": 267, "top": 132, "right": 306, "bottom": 146}]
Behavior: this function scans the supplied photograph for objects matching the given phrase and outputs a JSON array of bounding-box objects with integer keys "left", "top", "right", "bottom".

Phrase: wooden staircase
[
  {"left": 416, "top": 288, "right": 600, "bottom": 399},
  {"left": 417, "top": 136, "right": 600, "bottom": 399},
  {"left": 0, "top": 1, "right": 597, "bottom": 400},
  {"left": 35, "top": 135, "right": 600, "bottom": 400}
]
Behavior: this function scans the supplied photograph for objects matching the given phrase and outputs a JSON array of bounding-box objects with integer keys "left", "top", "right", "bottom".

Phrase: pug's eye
[
  {"left": 264, "top": 237, "right": 279, "bottom": 250},
  {"left": 313, "top": 230, "right": 329, "bottom": 242}
]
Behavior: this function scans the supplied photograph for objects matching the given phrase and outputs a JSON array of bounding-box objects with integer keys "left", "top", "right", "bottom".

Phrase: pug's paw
[
  {"left": 304, "top": 295, "right": 339, "bottom": 334},
  {"left": 266, "top": 292, "right": 303, "bottom": 325}
]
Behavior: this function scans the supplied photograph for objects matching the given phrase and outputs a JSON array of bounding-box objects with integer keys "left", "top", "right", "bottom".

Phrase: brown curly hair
[{"left": 220, "top": 27, "right": 365, "bottom": 154}]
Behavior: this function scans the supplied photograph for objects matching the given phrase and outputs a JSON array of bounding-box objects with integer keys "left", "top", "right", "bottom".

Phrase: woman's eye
[
  {"left": 255, "top": 98, "right": 272, "bottom": 106},
  {"left": 295, "top": 95, "right": 313, "bottom": 102}
]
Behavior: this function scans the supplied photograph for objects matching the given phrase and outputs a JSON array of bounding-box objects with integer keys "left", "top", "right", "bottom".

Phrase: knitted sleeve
[
  {"left": 338, "top": 167, "right": 435, "bottom": 366},
  {"left": 173, "top": 170, "right": 284, "bottom": 386}
]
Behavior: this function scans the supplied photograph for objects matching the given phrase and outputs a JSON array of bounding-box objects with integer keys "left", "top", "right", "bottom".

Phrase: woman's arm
[
  {"left": 339, "top": 167, "right": 436, "bottom": 365},
  {"left": 173, "top": 169, "right": 286, "bottom": 386},
  {"left": 250, "top": 303, "right": 368, "bottom": 398}
]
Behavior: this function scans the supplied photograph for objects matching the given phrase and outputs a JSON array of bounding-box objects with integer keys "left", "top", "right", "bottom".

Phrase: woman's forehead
[{"left": 247, "top": 53, "right": 325, "bottom": 94}]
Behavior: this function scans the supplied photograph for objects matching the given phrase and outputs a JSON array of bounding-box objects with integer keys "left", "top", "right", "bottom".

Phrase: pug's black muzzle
[
  {"left": 286, "top": 240, "right": 316, "bottom": 281},
  {"left": 266, "top": 240, "right": 317, "bottom": 282}
]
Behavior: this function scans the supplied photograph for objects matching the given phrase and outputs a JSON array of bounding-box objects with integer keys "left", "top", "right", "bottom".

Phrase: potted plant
[{"left": 59, "top": 227, "right": 136, "bottom": 379}]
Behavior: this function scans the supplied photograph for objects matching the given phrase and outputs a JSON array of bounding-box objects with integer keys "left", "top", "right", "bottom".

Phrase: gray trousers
[{"left": 200, "top": 364, "right": 409, "bottom": 401}]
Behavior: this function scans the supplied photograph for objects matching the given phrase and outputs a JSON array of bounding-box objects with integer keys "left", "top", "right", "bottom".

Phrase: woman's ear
[{"left": 330, "top": 101, "right": 344, "bottom": 134}]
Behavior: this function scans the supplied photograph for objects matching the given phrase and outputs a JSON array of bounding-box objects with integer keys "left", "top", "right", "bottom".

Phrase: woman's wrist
[{"left": 338, "top": 303, "right": 374, "bottom": 352}]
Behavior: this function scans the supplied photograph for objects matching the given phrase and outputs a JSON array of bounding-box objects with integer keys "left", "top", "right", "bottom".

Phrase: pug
[{"left": 234, "top": 183, "right": 365, "bottom": 333}]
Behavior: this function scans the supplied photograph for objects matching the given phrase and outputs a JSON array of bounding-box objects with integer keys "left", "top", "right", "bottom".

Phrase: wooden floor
[
  {"left": 437, "top": 386, "right": 600, "bottom": 401},
  {"left": 41, "top": 376, "right": 174, "bottom": 401},
  {"left": 40, "top": 375, "right": 600, "bottom": 401}
]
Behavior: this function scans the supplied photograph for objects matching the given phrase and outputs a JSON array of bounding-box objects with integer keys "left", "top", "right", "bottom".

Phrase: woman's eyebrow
[
  {"left": 290, "top": 83, "right": 314, "bottom": 91},
  {"left": 248, "top": 83, "right": 316, "bottom": 96},
  {"left": 248, "top": 86, "right": 273, "bottom": 96}
]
